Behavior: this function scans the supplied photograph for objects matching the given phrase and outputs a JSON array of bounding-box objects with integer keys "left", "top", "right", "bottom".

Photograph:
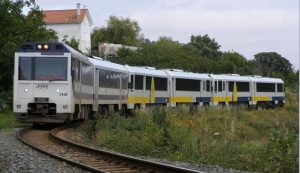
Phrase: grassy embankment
[
  {"left": 79, "top": 90, "right": 298, "bottom": 173},
  {"left": 0, "top": 110, "right": 17, "bottom": 130}
]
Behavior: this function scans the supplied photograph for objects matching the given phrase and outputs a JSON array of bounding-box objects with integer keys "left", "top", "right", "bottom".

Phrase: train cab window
[
  {"left": 206, "top": 80, "right": 210, "bottom": 92},
  {"left": 146, "top": 76, "right": 152, "bottom": 90},
  {"left": 135, "top": 75, "right": 143, "bottom": 90},
  {"left": 19, "top": 57, "right": 32, "bottom": 80},
  {"left": 128, "top": 75, "right": 133, "bottom": 89},
  {"left": 277, "top": 83, "right": 284, "bottom": 92},
  {"left": 218, "top": 81, "right": 222, "bottom": 92},
  {"left": 155, "top": 77, "right": 168, "bottom": 91},
  {"left": 223, "top": 81, "right": 225, "bottom": 91},
  {"left": 256, "top": 83, "right": 275, "bottom": 92}
]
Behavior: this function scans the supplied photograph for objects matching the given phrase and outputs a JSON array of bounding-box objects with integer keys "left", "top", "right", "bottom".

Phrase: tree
[
  {"left": 0, "top": 0, "right": 57, "bottom": 97},
  {"left": 91, "top": 16, "right": 141, "bottom": 55},
  {"left": 113, "top": 37, "right": 208, "bottom": 72},
  {"left": 254, "top": 52, "right": 293, "bottom": 77},
  {"left": 187, "top": 34, "right": 222, "bottom": 59},
  {"left": 63, "top": 36, "right": 80, "bottom": 52},
  {"left": 215, "top": 51, "right": 248, "bottom": 75}
]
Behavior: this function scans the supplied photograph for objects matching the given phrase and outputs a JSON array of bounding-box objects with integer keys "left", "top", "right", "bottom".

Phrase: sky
[{"left": 34, "top": 0, "right": 299, "bottom": 70}]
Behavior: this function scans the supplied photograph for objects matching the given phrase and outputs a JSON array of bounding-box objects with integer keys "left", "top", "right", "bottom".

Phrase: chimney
[{"left": 76, "top": 3, "right": 80, "bottom": 19}]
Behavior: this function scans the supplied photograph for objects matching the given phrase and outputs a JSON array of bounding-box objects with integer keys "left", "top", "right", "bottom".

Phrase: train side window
[
  {"left": 71, "top": 59, "right": 75, "bottom": 81},
  {"left": 223, "top": 81, "right": 225, "bottom": 91},
  {"left": 218, "top": 81, "right": 222, "bottom": 92},
  {"left": 135, "top": 75, "right": 143, "bottom": 90},
  {"left": 154, "top": 77, "right": 168, "bottom": 91},
  {"left": 277, "top": 83, "right": 284, "bottom": 92},
  {"left": 256, "top": 83, "right": 275, "bottom": 92},
  {"left": 206, "top": 80, "right": 210, "bottom": 92},
  {"left": 199, "top": 80, "right": 201, "bottom": 91},
  {"left": 122, "top": 73, "right": 128, "bottom": 89},
  {"left": 214, "top": 81, "right": 218, "bottom": 92},
  {"left": 229, "top": 82, "right": 250, "bottom": 92},
  {"left": 146, "top": 76, "right": 152, "bottom": 90},
  {"left": 77, "top": 61, "right": 81, "bottom": 81},
  {"left": 176, "top": 78, "right": 200, "bottom": 91}
]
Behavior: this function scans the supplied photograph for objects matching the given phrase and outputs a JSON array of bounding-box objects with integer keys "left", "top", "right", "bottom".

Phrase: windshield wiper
[{"left": 49, "top": 79, "right": 61, "bottom": 82}]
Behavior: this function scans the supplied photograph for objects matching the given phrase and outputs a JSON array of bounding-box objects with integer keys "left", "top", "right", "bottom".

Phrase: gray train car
[{"left": 14, "top": 42, "right": 93, "bottom": 123}]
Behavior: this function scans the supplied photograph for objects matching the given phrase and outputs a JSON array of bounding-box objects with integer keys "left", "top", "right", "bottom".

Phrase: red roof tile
[{"left": 43, "top": 9, "right": 88, "bottom": 24}]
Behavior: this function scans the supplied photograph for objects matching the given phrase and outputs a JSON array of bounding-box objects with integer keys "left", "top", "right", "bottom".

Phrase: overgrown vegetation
[
  {"left": 0, "top": 110, "right": 18, "bottom": 130},
  {"left": 79, "top": 90, "right": 298, "bottom": 172}
]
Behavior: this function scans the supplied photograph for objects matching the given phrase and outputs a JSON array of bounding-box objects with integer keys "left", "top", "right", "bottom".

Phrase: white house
[
  {"left": 98, "top": 43, "right": 138, "bottom": 57},
  {"left": 43, "top": 4, "right": 93, "bottom": 54}
]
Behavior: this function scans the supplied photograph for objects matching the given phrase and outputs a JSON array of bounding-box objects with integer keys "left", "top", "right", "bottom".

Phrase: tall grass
[
  {"left": 79, "top": 90, "right": 298, "bottom": 172},
  {"left": 0, "top": 110, "right": 17, "bottom": 129}
]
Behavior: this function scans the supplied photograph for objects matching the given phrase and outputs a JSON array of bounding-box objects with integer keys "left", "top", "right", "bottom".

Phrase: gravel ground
[{"left": 0, "top": 128, "right": 90, "bottom": 173}]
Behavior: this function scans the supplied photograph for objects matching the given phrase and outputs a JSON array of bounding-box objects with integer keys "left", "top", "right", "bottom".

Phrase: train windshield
[{"left": 19, "top": 57, "right": 68, "bottom": 81}]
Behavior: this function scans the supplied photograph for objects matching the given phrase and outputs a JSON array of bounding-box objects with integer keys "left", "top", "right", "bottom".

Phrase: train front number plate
[{"left": 36, "top": 84, "right": 48, "bottom": 89}]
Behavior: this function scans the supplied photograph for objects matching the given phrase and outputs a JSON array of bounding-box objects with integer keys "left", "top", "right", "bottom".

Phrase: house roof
[{"left": 43, "top": 9, "right": 92, "bottom": 25}]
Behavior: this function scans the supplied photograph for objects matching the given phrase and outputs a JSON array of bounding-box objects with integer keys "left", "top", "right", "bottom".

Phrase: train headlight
[
  {"left": 63, "top": 105, "right": 68, "bottom": 109},
  {"left": 24, "top": 89, "right": 28, "bottom": 92},
  {"left": 17, "top": 105, "right": 21, "bottom": 109},
  {"left": 43, "top": 44, "right": 49, "bottom": 49},
  {"left": 56, "top": 89, "right": 60, "bottom": 93},
  {"left": 37, "top": 44, "right": 42, "bottom": 50}
]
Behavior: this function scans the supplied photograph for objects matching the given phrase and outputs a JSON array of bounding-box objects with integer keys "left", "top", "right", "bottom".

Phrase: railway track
[{"left": 17, "top": 125, "right": 201, "bottom": 173}]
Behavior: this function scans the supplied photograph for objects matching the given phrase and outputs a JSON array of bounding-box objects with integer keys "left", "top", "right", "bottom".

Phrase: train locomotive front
[{"left": 13, "top": 42, "right": 74, "bottom": 123}]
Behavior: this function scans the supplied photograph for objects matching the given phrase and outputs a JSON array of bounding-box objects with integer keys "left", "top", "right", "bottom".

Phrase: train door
[
  {"left": 118, "top": 73, "right": 122, "bottom": 110},
  {"left": 93, "top": 68, "right": 99, "bottom": 112},
  {"left": 127, "top": 74, "right": 134, "bottom": 109},
  {"left": 167, "top": 77, "right": 172, "bottom": 107},
  {"left": 218, "top": 80, "right": 226, "bottom": 102}
]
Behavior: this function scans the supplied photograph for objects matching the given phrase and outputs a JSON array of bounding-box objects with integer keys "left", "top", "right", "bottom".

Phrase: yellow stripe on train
[
  {"left": 169, "top": 97, "right": 192, "bottom": 103},
  {"left": 252, "top": 96, "right": 271, "bottom": 101},
  {"left": 211, "top": 96, "right": 232, "bottom": 102},
  {"left": 128, "top": 96, "right": 149, "bottom": 104}
]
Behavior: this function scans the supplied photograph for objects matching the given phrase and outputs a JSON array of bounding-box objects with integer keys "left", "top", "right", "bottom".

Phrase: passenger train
[{"left": 13, "top": 42, "right": 285, "bottom": 123}]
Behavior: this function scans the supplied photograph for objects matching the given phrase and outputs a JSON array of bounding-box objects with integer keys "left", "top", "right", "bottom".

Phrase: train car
[
  {"left": 124, "top": 66, "right": 169, "bottom": 109},
  {"left": 14, "top": 41, "right": 285, "bottom": 124},
  {"left": 14, "top": 42, "right": 94, "bottom": 123},
  {"left": 209, "top": 74, "right": 252, "bottom": 106},
  {"left": 249, "top": 76, "right": 285, "bottom": 108},
  {"left": 89, "top": 57, "right": 129, "bottom": 114},
  {"left": 164, "top": 69, "right": 211, "bottom": 107}
]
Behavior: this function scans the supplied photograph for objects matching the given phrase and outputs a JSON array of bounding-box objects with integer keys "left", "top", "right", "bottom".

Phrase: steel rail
[{"left": 17, "top": 126, "right": 202, "bottom": 173}]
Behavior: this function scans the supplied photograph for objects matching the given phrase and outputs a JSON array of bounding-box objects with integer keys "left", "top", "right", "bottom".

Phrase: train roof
[
  {"left": 210, "top": 74, "right": 251, "bottom": 82},
  {"left": 249, "top": 76, "right": 284, "bottom": 83},
  {"left": 124, "top": 65, "right": 168, "bottom": 77},
  {"left": 16, "top": 42, "right": 92, "bottom": 64},
  {"left": 88, "top": 58, "right": 128, "bottom": 72},
  {"left": 164, "top": 70, "right": 210, "bottom": 79}
]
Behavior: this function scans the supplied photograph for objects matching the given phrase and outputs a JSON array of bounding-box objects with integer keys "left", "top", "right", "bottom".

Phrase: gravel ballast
[{"left": 0, "top": 129, "right": 89, "bottom": 173}]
